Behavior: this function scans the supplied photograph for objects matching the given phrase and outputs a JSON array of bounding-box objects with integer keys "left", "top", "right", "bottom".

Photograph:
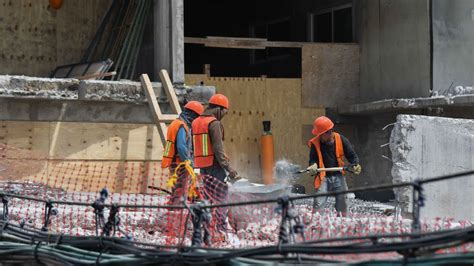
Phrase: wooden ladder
[{"left": 140, "top": 70, "right": 182, "bottom": 147}]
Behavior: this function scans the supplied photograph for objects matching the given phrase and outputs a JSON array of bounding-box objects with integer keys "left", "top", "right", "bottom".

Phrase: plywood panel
[
  {"left": 2, "top": 122, "right": 50, "bottom": 159},
  {"left": 0, "top": 121, "right": 163, "bottom": 161},
  {"left": 0, "top": 0, "right": 112, "bottom": 76},
  {"left": 302, "top": 43, "right": 360, "bottom": 108},
  {"left": 0, "top": 121, "right": 168, "bottom": 194}
]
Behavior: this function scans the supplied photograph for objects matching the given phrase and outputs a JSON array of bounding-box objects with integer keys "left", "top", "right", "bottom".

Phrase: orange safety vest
[
  {"left": 161, "top": 119, "right": 189, "bottom": 168},
  {"left": 307, "top": 132, "right": 345, "bottom": 189},
  {"left": 192, "top": 116, "right": 219, "bottom": 168}
]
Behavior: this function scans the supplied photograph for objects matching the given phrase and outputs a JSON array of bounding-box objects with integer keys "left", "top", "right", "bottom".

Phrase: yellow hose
[{"left": 166, "top": 161, "right": 199, "bottom": 199}]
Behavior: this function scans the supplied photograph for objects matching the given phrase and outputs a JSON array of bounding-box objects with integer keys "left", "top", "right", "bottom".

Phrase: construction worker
[
  {"left": 192, "top": 93, "right": 238, "bottom": 232},
  {"left": 307, "top": 116, "right": 361, "bottom": 216},
  {"left": 162, "top": 101, "right": 204, "bottom": 204}
]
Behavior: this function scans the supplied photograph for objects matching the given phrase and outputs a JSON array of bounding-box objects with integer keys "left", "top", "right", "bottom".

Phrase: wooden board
[
  {"left": 0, "top": 121, "right": 164, "bottom": 161},
  {"left": 184, "top": 37, "right": 305, "bottom": 49},
  {"left": 301, "top": 43, "right": 360, "bottom": 108}
]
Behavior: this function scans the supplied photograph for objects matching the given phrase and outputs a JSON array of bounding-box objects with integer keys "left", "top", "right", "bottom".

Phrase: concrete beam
[
  {"left": 154, "top": 0, "right": 184, "bottom": 84},
  {"left": 338, "top": 95, "right": 474, "bottom": 115},
  {"left": 0, "top": 97, "right": 175, "bottom": 124}
]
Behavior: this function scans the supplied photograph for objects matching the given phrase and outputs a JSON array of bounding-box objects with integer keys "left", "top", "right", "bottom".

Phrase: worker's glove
[
  {"left": 348, "top": 164, "right": 362, "bottom": 175},
  {"left": 228, "top": 169, "right": 239, "bottom": 179},
  {"left": 225, "top": 170, "right": 241, "bottom": 184},
  {"left": 307, "top": 163, "right": 319, "bottom": 175}
]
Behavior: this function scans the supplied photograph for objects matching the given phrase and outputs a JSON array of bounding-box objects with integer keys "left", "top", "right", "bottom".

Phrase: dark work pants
[
  {"left": 326, "top": 175, "right": 348, "bottom": 215},
  {"left": 314, "top": 174, "right": 348, "bottom": 215}
]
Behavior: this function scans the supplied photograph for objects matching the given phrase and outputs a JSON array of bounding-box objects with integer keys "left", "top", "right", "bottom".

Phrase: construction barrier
[{"left": 0, "top": 143, "right": 473, "bottom": 263}]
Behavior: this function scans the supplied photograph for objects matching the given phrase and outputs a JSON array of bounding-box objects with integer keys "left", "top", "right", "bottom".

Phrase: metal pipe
[
  {"left": 116, "top": 0, "right": 146, "bottom": 80},
  {"left": 100, "top": 0, "right": 127, "bottom": 60},
  {"left": 118, "top": 0, "right": 144, "bottom": 79},
  {"left": 109, "top": 1, "right": 135, "bottom": 62},
  {"left": 129, "top": 0, "right": 152, "bottom": 80},
  {"left": 81, "top": 0, "right": 118, "bottom": 63},
  {"left": 113, "top": 1, "right": 141, "bottom": 80}
]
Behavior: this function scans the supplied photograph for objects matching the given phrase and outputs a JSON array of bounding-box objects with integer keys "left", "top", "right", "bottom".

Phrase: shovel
[
  {"left": 224, "top": 175, "right": 245, "bottom": 185},
  {"left": 294, "top": 166, "right": 352, "bottom": 174}
]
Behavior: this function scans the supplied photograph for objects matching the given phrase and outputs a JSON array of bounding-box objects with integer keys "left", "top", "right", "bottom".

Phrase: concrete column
[{"left": 153, "top": 0, "right": 184, "bottom": 84}]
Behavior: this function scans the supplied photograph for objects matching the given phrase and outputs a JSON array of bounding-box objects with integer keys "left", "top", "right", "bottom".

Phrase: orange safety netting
[{"left": 0, "top": 143, "right": 473, "bottom": 260}]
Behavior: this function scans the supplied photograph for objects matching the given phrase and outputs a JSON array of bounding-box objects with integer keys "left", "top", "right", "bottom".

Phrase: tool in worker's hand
[
  {"left": 147, "top": 185, "right": 172, "bottom": 194},
  {"left": 294, "top": 166, "right": 351, "bottom": 174},
  {"left": 224, "top": 175, "right": 244, "bottom": 185}
]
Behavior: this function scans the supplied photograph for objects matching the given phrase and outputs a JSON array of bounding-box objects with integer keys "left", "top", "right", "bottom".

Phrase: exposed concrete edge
[
  {"left": 0, "top": 97, "right": 176, "bottom": 124},
  {"left": 337, "top": 95, "right": 474, "bottom": 115}
]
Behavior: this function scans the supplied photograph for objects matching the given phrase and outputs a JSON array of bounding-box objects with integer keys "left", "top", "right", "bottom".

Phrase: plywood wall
[
  {"left": 186, "top": 74, "right": 325, "bottom": 190},
  {"left": 0, "top": 121, "right": 166, "bottom": 194},
  {"left": 301, "top": 43, "right": 360, "bottom": 108},
  {"left": 0, "top": 0, "right": 112, "bottom": 76}
]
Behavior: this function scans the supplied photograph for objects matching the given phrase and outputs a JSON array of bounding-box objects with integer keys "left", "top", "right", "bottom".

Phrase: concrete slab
[
  {"left": 0, "top": 75, "right": 216, "bottom": 123},
  {"left": 338, "top": 95, "right": 474, "bottom": 115},
  {"left": 390, "top": 115, "right": 474, "bottom": 220}
]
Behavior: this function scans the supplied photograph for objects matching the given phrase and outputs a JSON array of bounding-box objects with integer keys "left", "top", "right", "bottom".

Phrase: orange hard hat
[
  {"left": 184, "top": 101, "right": 204, "bottom": 115},
  {"left": 208, "top": 94, "right": 229, "bottom": 109},
  {"left": 312, "top": 116, "right": 334, "bottom": 137}
]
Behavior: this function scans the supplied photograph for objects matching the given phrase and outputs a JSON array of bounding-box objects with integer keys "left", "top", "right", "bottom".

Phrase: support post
[{"left": 153, "top": 0, "right": 184, "bottom": 83}]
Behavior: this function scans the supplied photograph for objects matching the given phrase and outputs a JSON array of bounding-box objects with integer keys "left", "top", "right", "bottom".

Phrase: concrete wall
[
  {"left": 355, "top": 0, "right": 431, "bottom": 102},
  {"left": 0, "top": 0, "right": 112, "bottom": 77},
  {"left": 433, "top": 0, "right": 474, "bottom": 92},
  {"left": 390, "top": 115, "right": 474, "bottom": 221}
]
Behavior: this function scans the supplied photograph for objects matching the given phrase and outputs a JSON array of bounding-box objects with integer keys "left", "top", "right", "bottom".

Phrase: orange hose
[{"left": 261, "top": 134, "right": 274, "bottom": 185}]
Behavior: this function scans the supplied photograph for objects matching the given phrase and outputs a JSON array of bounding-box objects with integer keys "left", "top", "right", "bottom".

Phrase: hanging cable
[
  {"left": 41, "top": 201, "right": 57, "bottom": 232},
  {"left": 1, "top": 194, "right": 9, "bottom": 221}
]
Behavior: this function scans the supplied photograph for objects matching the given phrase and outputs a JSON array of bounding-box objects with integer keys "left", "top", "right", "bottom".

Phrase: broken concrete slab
[
  {"left": 390, "top": 114, "right": 474, "bottom": 220},
  {"left": 338, "top": 95, "right": 474, "bottom": 115},
  {"left": 0, "top": 75, "right": 166, "bottom": 102},
  {"left": 0, "top": 75, "right": 215, "bottom": 104}
]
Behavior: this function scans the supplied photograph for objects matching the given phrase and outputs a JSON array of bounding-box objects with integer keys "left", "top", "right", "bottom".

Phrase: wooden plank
[
  {"left": 204, "top": 43, "right": 266, "bottom": 50},
  {"left": 160, "top": 114, "right": 179, "bottom": 122},
  {"left": 184, "top": 36, "right": 306, "bottom": 49},
  {"left": 206, "top": 36, "right": 268, "bottom": 42},
  {"left": 140, "top": 74, "right": 168, "bottom": 145},
  {"left": 159, "top": 69, "right": 182, "bottom": 114}
]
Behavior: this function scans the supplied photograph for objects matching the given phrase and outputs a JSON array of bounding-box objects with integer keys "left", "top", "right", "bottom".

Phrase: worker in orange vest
[
  {"left": 192, "top": 93, "right": 238, "bottom": 232},
  {"left": 307, "top": 116, "right": 361, "bottom": 216},
  {"left": 162, "top": 101, "right": 204, "bottom": 204}
]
